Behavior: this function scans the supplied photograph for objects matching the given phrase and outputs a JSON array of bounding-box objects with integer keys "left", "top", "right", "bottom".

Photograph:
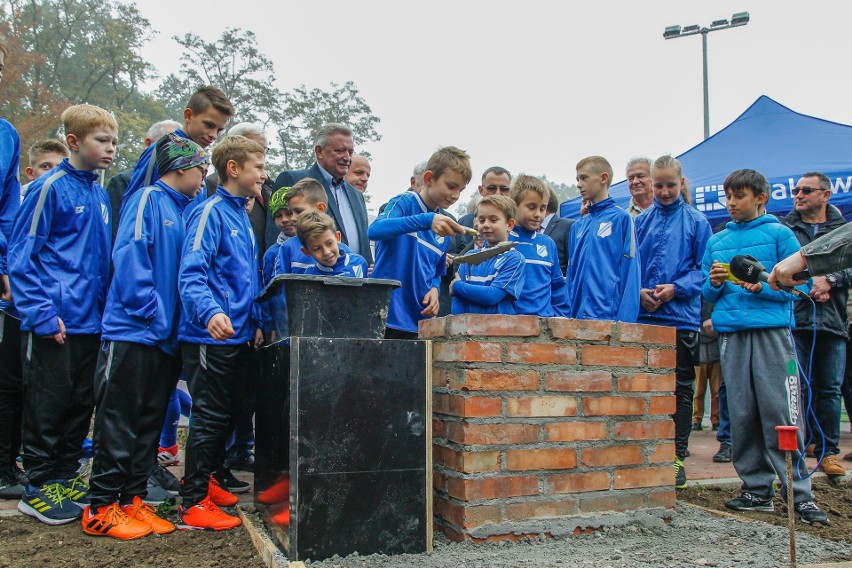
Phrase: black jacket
[{"left": 782, "top": 206, "right": 851, "bottom": 338}]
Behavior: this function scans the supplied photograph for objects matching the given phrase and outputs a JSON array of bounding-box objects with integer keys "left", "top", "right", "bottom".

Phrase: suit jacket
[
  {"left": 544, "top": 216, "right": 574, "bottom": 276},
  {"left": 274, "top": 163, "right": 373, "bottom": 264},
  {"left": 204, "top": 172, "right": 276, "bottom": 263},
  {"left": 106, "top": 167, "right": 133, "bottom": 246}
]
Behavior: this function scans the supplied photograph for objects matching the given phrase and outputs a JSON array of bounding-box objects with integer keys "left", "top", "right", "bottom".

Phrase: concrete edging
[{"left": 236, "top": 506, "right": 299, "bottom": 568}]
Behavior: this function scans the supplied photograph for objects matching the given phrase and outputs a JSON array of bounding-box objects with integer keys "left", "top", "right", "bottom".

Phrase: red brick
[
  {"left": 433, "top": 471, "right": 448, "bottom": 492},
  {"left": 650, "top": 443, "right": 676, "bottom": 464},
  {"left": 505, "top": 499, "right": 578, "bottom": 520},
  {"left": 447, "top": 475, "right": 539, "bottom": 500},
  {"left": 436, "top": 522, "right": 466, "bottom": 542},
  {"left": 507, "top": 343, "right": 576, "bottom": 364},
  {"left": 507, "top": 396, "right": 577, "bottom": 417},
  {"left": 548, "top": 471, "right": 610, "bottom": 494},
  {"left": 506, "top": 448, "right": 577, "bottom": 471},
  {"left": 583, "top": 396, "right": 645, "bottom": 416},
  {"left": 463, "top": 396, "right": 503, "bottom": 417},
  {"left": 578, "top": 493, "right": 644, "bottom": 513},
  {"left": 448, "top": 314, "right": 541, "bottom": 337},
  {"left": 614, "top": 466, "right": 673, "bottom": 489},
  {"left": 453, "top": 369, "right": 538, "bottom": 391},
  {"left": 434, "top": 342, "right": 503, "bottom": 363},
  {"left": 581, "top": 345, "right": 645, "bottom": 367},
  {"left": 617, "top": 323, "right": 676, "bottom": 345},
  {"left": 434, "top": 498, "right": 502, "bottom": 529},
  {"left": 545, "top": 370, "right": 612, "bottom": 392},
  {"left": 433, "top": 393, "right": 451, "bottom": 415},
  {"left": 648, "top": 349, "right": 676, "bottom": 368},
  {"left": 649, "top": 395, "right": 676, "bottom": 415},
  {"left": 581, "top": 445, "right": 643, "bottom": 467},
  {"left": 547, "top": 318, "right": 612, "bottom": 341},
  {"left": 433, "top": 446, "right": 501, "bottom": 473},
  {"left": 433, "top": 417, "right": 447, "bottom": 439},
  {"left": 432, "top": 367, "right": 452, "bottom": 389},
  {"left": 614, "top": 420, "right": 675, "bottom": 440},
  {"left": 544, "top": 421, "right": 609, "bottom": 442},
  {"left": 418, "top": 317, "right": 447, "bottom": 338},
  {"left": 647, "top": 490, "right": 676, "bottom": 508},
  {"left": 448, "top": 422, "right": 539, "bottom": 446},
  {"left": 617, "top": 373, "right": 675, "bottom": 392}
]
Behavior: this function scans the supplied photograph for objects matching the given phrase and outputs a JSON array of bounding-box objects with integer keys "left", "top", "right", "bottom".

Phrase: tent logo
[{"left": 695, "top": 184, "right": 727, "bottom": 212}]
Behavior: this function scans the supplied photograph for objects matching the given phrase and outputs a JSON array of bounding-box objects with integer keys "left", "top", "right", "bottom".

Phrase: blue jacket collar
[
  {"left": 215, "top": 186, "right": 250, "bottom": 210},
  {"left": 154, "top": 180, "right": 192, "bottom": 213},
  {"left": 588, "top": 196, "right": 616, "bottom": 214},
  {"left": 514, "top": 225, "right": 539, "bottom": 239},
  {"left": 652, "top": 196, "right": 684, "bottom": 213},
  {"left": 726, "top": 212, "right": 780, "bottom": 231},
  {"left": 59, "top": 158, "right": 99, "bottom": 184}
]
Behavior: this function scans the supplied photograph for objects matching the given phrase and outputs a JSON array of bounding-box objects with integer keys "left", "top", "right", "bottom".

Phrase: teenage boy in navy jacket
[
  {"left": 9, "top": 104, "right": 116, "bottom": 525},
  {"left": 177, "top": 135, "right": 265, "bottom": 530},
  {"left": 84, "top": 134, "right": 209, "bottom": 540}
]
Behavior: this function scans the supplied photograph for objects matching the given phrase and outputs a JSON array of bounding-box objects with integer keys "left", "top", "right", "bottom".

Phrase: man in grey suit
[{"left": 274, "top": 123, "right": 373, "bottom": 264}]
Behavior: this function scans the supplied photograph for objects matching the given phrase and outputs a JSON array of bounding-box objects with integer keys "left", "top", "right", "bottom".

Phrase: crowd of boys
[{"left": 0, "top": 32, "right": 845, "bottom": 544}]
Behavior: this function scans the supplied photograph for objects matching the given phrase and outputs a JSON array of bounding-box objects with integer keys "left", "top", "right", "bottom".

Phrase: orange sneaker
[
  {"left": 81, "top": 503, "right": 153, "bottom": 540},
  {"left": 208, "top": 476, "right": 239, "bottom": 507},
  {"left": 271, "top": 504, "right": 290, "bottom": 526},
  {"left": 122, "top": 496, "right": 176, "bottom": 535},
  {"left": 178, "top": 497, "right": 241, "bottom": 530},
  {"left": 257, "top": 475, "right": 290, "bottom": 505}
]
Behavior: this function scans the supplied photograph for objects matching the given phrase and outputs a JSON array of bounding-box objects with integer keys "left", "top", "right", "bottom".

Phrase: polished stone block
[{"left": 255, "top": 337, "right": 431, "bottom": 562}]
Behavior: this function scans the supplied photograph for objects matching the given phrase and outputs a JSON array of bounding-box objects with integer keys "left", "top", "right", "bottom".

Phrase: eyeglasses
[
  {"left": 485, "top": 185, "right": 511, "bottom": 194},
  {"left": 791, "top": 186, "right": 827, "bottom": 196}
]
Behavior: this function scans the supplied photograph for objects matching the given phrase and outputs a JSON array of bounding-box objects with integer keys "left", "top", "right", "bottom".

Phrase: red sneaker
[
  {"left": 257, "top": 475, "right": 290, "bottom": 505},
  {"left": 271, "top": 504, "right": 290, "bottom": 526},
  {"left": 208, "top": 475, "right": 238, "bottom": 507},
  {"left": 122, "top": 496, "right": 176, "bottom": 535},
  {"left": 178, "top": 497, "right": 241, "bottom": 531},
  {"left": 81, "top": 503, "right": 152, "bottom": 540},
  {"left": 157, "top": 445, "right": 179, "bottom": 466}
]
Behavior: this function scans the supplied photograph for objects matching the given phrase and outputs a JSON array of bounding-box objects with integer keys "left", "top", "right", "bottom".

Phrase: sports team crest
[
  {"left": 597, "top": 222, "right": 612, "bottom": 238},
  {"left": 100, "top": 203, "right": 109, "bottom": 224},
  {"left": 536, "top": 244, "right": 548, "bottom": 257}
]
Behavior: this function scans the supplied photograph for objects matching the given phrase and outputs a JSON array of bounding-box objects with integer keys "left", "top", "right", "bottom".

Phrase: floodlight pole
[{"left": 664, "top": 13, "right": 750, "bottom": 140}]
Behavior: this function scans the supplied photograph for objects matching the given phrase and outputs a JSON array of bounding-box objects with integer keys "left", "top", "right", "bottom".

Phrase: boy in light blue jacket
[{"left": 702, "top": 168, "right": 826, "bottom": 525}]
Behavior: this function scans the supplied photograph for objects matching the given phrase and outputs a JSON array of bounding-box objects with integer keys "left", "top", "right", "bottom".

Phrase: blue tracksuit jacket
[
  {"left": 9, "top": 159, "right": 111, "bottom": 335},
  {"left": 0, "top": 117, "right": 20, "bottom": 316},
  {"left": 509, "top": 226, "right": 569, "bottom": 317},
  {"left": 101, "top": 180, "right": 191, "bottom": 353},
  {"left": 303, "top": 252, "right": 369, "bottom": 277},
  {"left": 451, "top": 246, "right": 525, "bottom": 315}
]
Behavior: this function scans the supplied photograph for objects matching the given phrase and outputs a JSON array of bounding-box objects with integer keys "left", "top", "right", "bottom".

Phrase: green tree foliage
[
  {"left": 0, "top": 0, "right": 167, "bottom": 175},
  {"left": 277, "top": 81, "right": 382, "bottom": 171},
  {"left": 538, "top": 174, "right": 580, "bottom": 203}
]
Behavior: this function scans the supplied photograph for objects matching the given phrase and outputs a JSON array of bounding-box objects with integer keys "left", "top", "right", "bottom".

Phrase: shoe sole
[
  {"left": 176, "top": 522, "right": 241, "bottom": 531},
  {"left": 225, "top": 485, "right": 250, "bottom": 494},
  {"left": 797, "top": 514, "right": 830, "bottom": 525},
  {"left": 712, "top": 457, "right": 732, "bottom": 463},
  {"left": 82, "top": 526, "right": 153, "bottom": 539},
  {"left": 18, "top": 500, "right": 81, "bottom": 525},
  {"left": 725, "top": 504, "right": 774, "bottom": 513}
]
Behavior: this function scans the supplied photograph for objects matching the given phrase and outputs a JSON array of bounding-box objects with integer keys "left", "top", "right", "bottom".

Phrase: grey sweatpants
[{"left": 719, "top": 328, "right": 813, "bottom": 504}]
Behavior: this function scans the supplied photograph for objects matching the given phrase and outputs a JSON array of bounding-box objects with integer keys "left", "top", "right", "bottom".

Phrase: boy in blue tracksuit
[
  {"left": 177, "top": 135, "right": 265, "bottom": 531},
  {"left": 120, "top": 86, "right": 233, "bottom": 217},
  {"left": 9, "top": 104, "right": 116, "bottom": 525},
  {"left": 451, "top": 195, "right": 525, "bottom": 315},
  {"left": 567, "top": 156, "right": 641, "bottom": 322},
  {"left": 703, "top": 168, "right": 826, "bottom": 524},
  {"left": 369, "top": 147, "right": 470, "bottom": 339},
  {"left": 84, "top": 134, "right": 209, "bottom": 540},
  {"left": 263, "top": 186, "right": 294, "bottom": 285},
  {"left": 635, "top": 155, "right": 712, "bottom": 489},
  {"left": 298, "top": 210, "right": 369, "bottom": 277},
  {"left": 508, "top": 175, "right": 568, "bottom": 317}
]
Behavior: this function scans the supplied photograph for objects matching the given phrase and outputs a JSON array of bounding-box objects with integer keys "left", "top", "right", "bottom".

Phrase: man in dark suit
[
  {"left": 105, "top": 119, "right": 180, "bottom": 245},
  {"left": 457, "top": 166, "right": 512, "bottom": 254},
  {"left": 542, "top": 188, "right": 573, "bottom": 276},
  {"left": 274, "top": 123, "right": 373, "bottom": 263}
]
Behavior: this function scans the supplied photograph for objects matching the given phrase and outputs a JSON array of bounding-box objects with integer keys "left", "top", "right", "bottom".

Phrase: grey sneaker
[
  {"left": 725, "top": 492, "right": 774, "bottom": 512},
  {"left": 149, "top": 465, "right": 180, "bottom": 494},
  {"left": 795, "top": 501, "right": 828, "bottom": 525},
  {"left": 144, "top": 476, "right": 173, "bottom": 505},
  {"left": 713, "top": 443, "right": 732, "bottom": 463},
  {"left": 0, "top": 470, "right": 24, "bottom": 500}
]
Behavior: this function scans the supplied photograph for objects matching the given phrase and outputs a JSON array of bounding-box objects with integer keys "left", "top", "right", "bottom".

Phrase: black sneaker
[
  {"left": 0, "top": 469, "right": 24, "bottom": 500},
  {"left": 691, "top": 422, "right": 703, "bottom": 431},
  {"left": 674, "top": 457, "right": 687, "bottom": 489},
  {"left": 213, "top": 467, "right": 250, "bottom": 494},
  {"left": 149, "top": 464, "right": 180, "bottom": 494},
  {"left": 725, "top": 492, "right": 774, "bottom": 512},
  {"left": 227, "top": 453, "right": 255, "bottom": 472},
  {"left": 795, "top": 501, "right": 828, "bottom": 525},
  {"left": 713, "top": 443, "right": 732, "bottom": 463},
  {"left": 711, "top": 424, "right": 719, "bottom": 432}
]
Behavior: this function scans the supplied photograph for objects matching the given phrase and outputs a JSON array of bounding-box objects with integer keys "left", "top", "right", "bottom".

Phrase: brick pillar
[{"left": 420, "top": 315, "right": 677, "bottom": 541}]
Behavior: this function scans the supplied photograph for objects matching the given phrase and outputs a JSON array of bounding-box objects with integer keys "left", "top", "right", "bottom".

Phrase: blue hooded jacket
[
  {"left": 101, "top": 181, "right": 191, "bottom": 353},
  {"left": 701, "top": 214, "right": 806, "bottom": 332},
  {"left": 0, "top": 117, "right": 21, "bottom": 316},
  {"left": 9, "top": 159, "right": 111, "bottom": 335},
  {"left": 178, "top": 186, "right": 261, "bottom": 344},
  {"left": 566, "top": 197, "right": 641, "bottom": 322},
  {"left": 635, "top": 197, "right": 712, "bottom": 330}
]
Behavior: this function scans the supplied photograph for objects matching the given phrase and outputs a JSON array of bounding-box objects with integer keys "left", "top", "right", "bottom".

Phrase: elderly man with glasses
[{"left": 781, "top": 171, "right": 851, "bottom": 478}]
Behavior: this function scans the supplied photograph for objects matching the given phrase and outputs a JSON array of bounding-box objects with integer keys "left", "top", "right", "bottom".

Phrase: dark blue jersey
[{"left": 451, "top": 246, "right": 525, "bottom": 315}]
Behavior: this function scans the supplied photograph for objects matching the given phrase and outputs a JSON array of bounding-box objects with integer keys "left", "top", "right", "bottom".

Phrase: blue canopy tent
[{"left": 560, "top": 96, "right": 852, "bottom": 226}]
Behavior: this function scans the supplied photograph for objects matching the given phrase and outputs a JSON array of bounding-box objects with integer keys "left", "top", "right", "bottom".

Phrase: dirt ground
[
  {"left": 679, "top": 477, "right": 852, "bottom": 544},
  {"left": 0, "top": 509, "right": 264, "bottom": 568}
]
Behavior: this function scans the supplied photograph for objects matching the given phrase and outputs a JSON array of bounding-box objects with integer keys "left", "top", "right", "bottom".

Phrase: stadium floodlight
[{"left": 663, "top": 12, "right": 751, "bottom": 139}]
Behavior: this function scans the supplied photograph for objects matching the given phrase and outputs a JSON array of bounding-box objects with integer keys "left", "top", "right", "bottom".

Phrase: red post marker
[{"left": 775, "top": 425, "right": 799, "bottom": 451}]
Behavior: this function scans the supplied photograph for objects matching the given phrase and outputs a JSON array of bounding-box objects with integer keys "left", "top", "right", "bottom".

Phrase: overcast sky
[{"left": 138, "top": 0, "right": 852, "bottom": 213}]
